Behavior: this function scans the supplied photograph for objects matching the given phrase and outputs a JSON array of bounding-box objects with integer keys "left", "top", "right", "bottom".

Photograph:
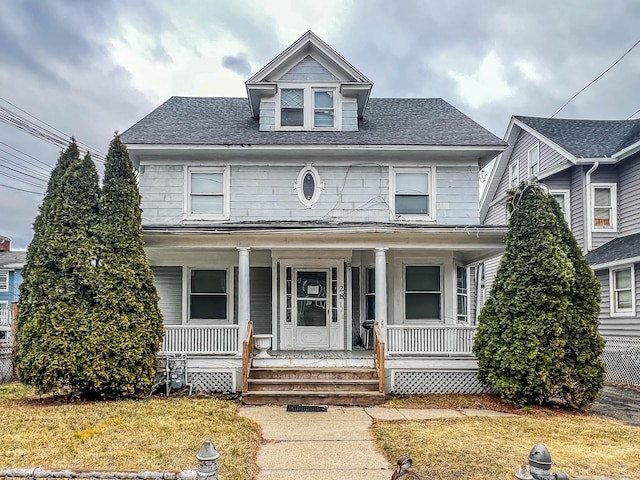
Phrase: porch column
[
  {"left": 237, "top": 247, "right": 251, "bottom": 354},
  {"left": 374, "top": 247, "right": 388, "bottom": 336}
]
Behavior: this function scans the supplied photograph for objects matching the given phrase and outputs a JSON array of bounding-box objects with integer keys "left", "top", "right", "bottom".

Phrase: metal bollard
[
  {"left": 196, "top": 440, "right": 220, "bottom": 480},
  {"left": 515, "top": 444, "right": 569, "bottom": 480}
]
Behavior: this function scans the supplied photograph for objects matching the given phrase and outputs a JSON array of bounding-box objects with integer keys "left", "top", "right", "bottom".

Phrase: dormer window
[{"left": 276, "top": 85, "right": 340, "bottom": 130}]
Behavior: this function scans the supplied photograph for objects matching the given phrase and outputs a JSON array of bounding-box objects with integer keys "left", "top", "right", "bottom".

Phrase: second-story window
[
  {"left": 592, "top": 183, "right": 617, "bottom": 230},
  {"left": 549, "top": 190, "right": 571, "bottom": 226},
  {"left": 392, "top": 168, "right": 433, "bottom": 219},
  {"left": 281, "top": 89, "right": 304, "bottom": 126},
  {"left": 314, "top": 90, "right": 334, "bottom": 127},
  {"left": 0, "top": 271, "right": 7, "bottom": 292},
  {"left": 186, "top": 166, "right": 229, "bottom": 219},
  {"left": 528, "top": 144, "right": 539, "bottom": 177},
  {"left": 509, "top": 160, "right": 519, "bottom": 189}
]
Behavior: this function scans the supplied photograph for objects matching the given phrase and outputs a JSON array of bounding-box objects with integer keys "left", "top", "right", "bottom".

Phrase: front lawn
[{"left": 0, "top": 383, "right": 260, "bottom": 480}]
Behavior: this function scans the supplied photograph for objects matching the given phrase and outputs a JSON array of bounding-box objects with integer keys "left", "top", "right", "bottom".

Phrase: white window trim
[
  {"left": 0, "top": 300, "right": 9, "bottom": 328},
  {"left": 403, "top": 264, "right": 442, "bottom": 323},
  {"left": 184, "top": 267, "right": 233, "bottom": 325},
  {"left": 274, "top": 83, "right": 341, "bottom": 131},
  {"left": 609, "top": 265, "right": 635, "bottom": 317},
  {"left": 549, "top": 189, "right": 571, "bottom": 227},
  {"left": 364, "top": 266, "right": 375, "bottom": 321},
  {"left": 591, "top": 183, "right": 617, "bottom": 232},
  {"left": 528, "top": 143, "right": 540, "bottom": 178},
  {"left": 0, "top": 270, "right": 8, "bottom": 292},
  {"left": 389, "top": 167, "right": 436, "bottom": 222},
  {"left": 456, "top": 265, "right": 470, "bottom": 323},
  {"left": 184, "top": 166, "right": 230, "bottom": 220},
  {"left": 294, "top": 165, "right": 324, "bottom": 208},
  {"left": 509, "top": 159, "right": 520, "bottom": 189}
]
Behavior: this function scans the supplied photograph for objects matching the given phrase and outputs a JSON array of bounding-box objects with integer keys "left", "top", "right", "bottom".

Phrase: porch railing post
[{"left": 237, "top": 247, "right": 251, "bottom": 355}]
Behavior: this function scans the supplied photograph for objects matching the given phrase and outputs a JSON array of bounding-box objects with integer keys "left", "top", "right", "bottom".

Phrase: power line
[
  {"left": 0, "top": 182, "right": 44, "bottom": 195},
  {"left": 0, "top": 140, "right": 55, "bottom": 170},
  {"left": 0, "top": 170, "right": 48, "bottom": 189},
  {"left": 0, "top": 161, "right": 49, "bottom": 186},
  {"left": 551, "top": 37, "right": 640, "bottom": 118},
  {"left": 0, "top": 150, "right": 51, "bottom": 177}
]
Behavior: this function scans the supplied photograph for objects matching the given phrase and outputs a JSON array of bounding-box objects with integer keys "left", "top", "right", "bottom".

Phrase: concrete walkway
[{"left": 239, "top": 406, "right": 514, "bottom": 480}]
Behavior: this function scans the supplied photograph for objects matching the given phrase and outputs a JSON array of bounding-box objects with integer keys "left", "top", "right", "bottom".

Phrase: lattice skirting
[
  {"left": 189, "top": 371, "right": 234, "bottom": 393},
  {"left": 601, "top": 337, "right": 640, "bottom": 386},
  {"left": 0, "top": 342, "right": 15, "bottom": 384},
  {"left": 392, "top": 370, "right": 492, "bottom": 395}
]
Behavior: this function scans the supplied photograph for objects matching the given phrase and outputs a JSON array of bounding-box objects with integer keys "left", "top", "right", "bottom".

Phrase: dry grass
[
  {"left": 0, "top": 383, "right": 260, "bottom": 480},
  {"left": 373, "top": 397, "right": 640, "bottom": 480}
]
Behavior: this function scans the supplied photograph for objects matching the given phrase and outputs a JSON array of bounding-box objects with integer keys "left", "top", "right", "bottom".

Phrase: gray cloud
[{"left": 222, "top": 54, "right": 252, "bottom": 77}]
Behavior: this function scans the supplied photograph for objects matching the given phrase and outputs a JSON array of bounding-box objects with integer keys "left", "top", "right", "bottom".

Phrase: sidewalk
[{"left": 238, "top": 406, "right": 514, "bottom": 480}]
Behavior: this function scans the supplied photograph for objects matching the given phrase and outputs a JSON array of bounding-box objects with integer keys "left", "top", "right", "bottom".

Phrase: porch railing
[
  {"left": 386, "top": 325, "right": 477, "bottom": 355},
  {"left": 161, "top": 325, "right": 239, "bottom": 354}
]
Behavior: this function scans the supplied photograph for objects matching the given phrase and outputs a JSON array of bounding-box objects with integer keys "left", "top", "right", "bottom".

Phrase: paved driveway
[{"left": 590, "top": 385, "right": 640, "bottom": 426}]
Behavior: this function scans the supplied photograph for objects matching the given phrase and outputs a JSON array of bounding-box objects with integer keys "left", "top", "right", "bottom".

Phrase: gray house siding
[
  {"left": 436, "top": 166, "right": 480, "bottom": 224},
  {"left": 483, "top": 255, "right": 501, "bottom": 300},
  {"left": 542, "top": 170, "right": 571, "bottom": 190},
  {"left": 139, "top": 165, "right": 184, "bottom": 226},
  {"left": 591, "top": 166, "right": 619, "bottom": 250},
  {"left": 153, "top": 267, "right": 182, "bottom": 325},
  {"left": 342, "top": 99, "right": 358, "bottom": 132},
  {"left": 484, "top": 199, "right": 507, "bottom": 225},
  {"left": 570, "top": 166, "right": 585, "bottom": 251},
  {"left": 595, "top": 265, "right": 640, "bottom": 338},
  {"left": 618, "top": 152, "right": 640, "bottom": 236},
  {"left": 259, "top": 100, "right": 275, "bottom": 132},
  {"left": 278, "top": 56, "right": 338, "bottom": 82},
  {"left": 539, "top": 140, "right": 570, "bottom": 174},
  {"left": 234, "top": 267, "right": 272, "bottom": 334}
]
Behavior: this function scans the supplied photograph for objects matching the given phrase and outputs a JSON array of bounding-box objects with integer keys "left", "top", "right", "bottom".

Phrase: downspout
[{"left": 585, "top": 161, "right": 599, "bottom": 252}]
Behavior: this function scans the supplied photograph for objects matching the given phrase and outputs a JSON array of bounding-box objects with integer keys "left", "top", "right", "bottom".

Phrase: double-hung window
[
  {"left": 189, "top": 269, "right": 228, "bottom": 322},
  {"left": 509, "top": 160, "right": 520, "bottom": 189},
  {"left": 0, "top": 271, "right": 7, "bottom": 292},
  {"left": 365, "top": 267, "right": 375, "bottom": 320},
  {"left": 278, "top": 87, "right": 339, "bottom": 130},
  {"left": 281, "top": 89, "right": 304, "bottom": 127},
  {"left": 313, "top": 90, "right": 334, "bottom": 127},
  {"left": 528, "top": 144, "right": 539, "bottom": 177},
  {"left": 610, "top": 266, "right": 634, "bottom": 316},
  {"left": 592, "top": 184, "right": 617, "bottom": 230},
  {"left": 404, "top": 265, "right": 441, "bottom": 321},
  {"left": 186, "top": 167, "right": 229, "bottom": 219},
  {"left": 456, "top": 266, "right": 469, "bottom": 322},
  {"left": 393, "top": 168, "right": 433, "bottom": 219},
  {"left": 549, "top": 190, "right": 571, "bottom": 226}
]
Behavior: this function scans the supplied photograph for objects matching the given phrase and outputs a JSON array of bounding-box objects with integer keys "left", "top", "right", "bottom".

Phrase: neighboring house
[
  {"left": 481, "top": 115, "right": 640, "bottom": 385},
  {"left": 0, "top": 235, "right": 26, "bottom": 340},
  {"left": 121, "top": 31, "right": 507, "bottom": 399}
]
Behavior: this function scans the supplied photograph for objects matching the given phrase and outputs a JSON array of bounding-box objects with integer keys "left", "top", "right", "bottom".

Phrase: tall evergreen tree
[
  {"left": 89, "top": 135, "right": 163, "bottom": 398},
  {"left": 16, "top": 145, "right": 100, "bottom": 394},
  {"left": 473, "top": 183, "right": 603, "bottom": 407}
]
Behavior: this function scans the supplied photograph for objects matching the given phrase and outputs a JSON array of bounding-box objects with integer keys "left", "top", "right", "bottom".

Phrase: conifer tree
[
  {"left": 16, "top": 145, "right": 100, "bottom": 394},
  {"left": 473, "top": 183, "right": 603, "bottom": 407},
  {"left": 88, "top": 135, "right": 163, "bottom": 398}
]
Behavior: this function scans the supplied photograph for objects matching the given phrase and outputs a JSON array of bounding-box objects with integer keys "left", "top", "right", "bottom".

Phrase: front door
[{"left": 280, "top": 262, "right": 345, "bottom": 350}]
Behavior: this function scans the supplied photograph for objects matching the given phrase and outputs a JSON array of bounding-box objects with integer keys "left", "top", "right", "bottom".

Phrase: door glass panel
[{"left": 296, "top": 271, "right": 327, "bottom": 327}]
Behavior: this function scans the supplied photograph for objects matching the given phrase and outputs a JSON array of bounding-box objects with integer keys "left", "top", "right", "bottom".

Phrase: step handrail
[
  {"left": 242, "top": 320, "right": 254, "bottom": 394},
  {"left": 373, "top": 321, "right": 385, "bottom": 393}
]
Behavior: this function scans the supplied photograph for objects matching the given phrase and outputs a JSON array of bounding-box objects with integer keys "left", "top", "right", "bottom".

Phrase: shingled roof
[
  {"left": 585, "top": 232, "right": 640, "bottom": 267},
  {"left": 121, "top": 97, "right": 506, "bottom": 147},
  {"left": 516, "top": 116, "right": 640, "bottom": 158}
]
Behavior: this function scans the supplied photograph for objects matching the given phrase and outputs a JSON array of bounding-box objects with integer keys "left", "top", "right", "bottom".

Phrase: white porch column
[
  {"left": 374, "top": 248, "right": 388, "bottom": 339},
  {"left": 237, "top": 247, "right": 251, "bottom": 354}
]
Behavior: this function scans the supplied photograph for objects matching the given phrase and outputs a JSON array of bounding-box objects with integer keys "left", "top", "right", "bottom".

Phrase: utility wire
[
  {"left": 0, "top": 150, "right": 51, "bottom": 177},
  {"left": 0, "top": 170, "right": 47, "bottom": 189},
  {"left": 551, "top": 37, "right": 640, "bottom": 118},
  {"left": 0, "top": 161, "right": 49, "bottom": 186},
  {"left": 0, "top": 182, "right": 44, "bottom": 195},
  {"left": 0, "top": 140, "right": 56, "bottom": 170}
]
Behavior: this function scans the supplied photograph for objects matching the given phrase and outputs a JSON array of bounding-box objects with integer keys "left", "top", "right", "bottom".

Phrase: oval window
[{"left": 303, "top": 172, "right": 315, "bottom": 200}]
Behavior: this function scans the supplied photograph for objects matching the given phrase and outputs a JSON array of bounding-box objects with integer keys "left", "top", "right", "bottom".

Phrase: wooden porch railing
[
  {"left": 241, "top": 321, "right": 254, "bottom": 394},
  {"left": 386, "top": 325, "right": 477, "bottom": 355},
  {"left": 373, "top": 321, "right": 385, "bottom": 393},
  {"left": 161, "top": 325, "right": 239, "bottom": 354}
]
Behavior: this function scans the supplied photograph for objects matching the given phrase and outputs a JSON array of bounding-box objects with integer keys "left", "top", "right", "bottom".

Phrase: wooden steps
[{"left": 242, "top": 367, "right": 385, "bottom": 406}]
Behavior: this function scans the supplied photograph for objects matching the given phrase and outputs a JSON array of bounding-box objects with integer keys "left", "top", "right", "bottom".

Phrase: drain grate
[{"left": 286, "top": 404, "right": 328, "bottom": 412}]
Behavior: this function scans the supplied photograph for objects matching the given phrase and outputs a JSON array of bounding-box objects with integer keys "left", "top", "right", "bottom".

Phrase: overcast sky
[{"left": 1, "top": 0, "right": 639, "bottom": 249}]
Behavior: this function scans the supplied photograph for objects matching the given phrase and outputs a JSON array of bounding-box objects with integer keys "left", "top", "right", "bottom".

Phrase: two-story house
[
  {"left": 0, "top": 235, "right": 26, "bottom": 341},
  {"left": 121, "top": 31, "right": 507, "bottom": 402},
  {"left": 481, "top": 115, "right": 640, "bottom": 386}
]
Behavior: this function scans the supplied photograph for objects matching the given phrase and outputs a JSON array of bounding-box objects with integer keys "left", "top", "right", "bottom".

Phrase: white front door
[{"left": 280, "top": 262, "right": 345, "bottom": 350}]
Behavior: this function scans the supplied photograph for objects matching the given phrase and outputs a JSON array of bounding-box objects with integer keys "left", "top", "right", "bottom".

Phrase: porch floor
[
  {"left": 253, "top": 347, "right": 373, "bottom": 368},
  {"left": 265, "top": 347, "right": 373, "bottom": 359}
]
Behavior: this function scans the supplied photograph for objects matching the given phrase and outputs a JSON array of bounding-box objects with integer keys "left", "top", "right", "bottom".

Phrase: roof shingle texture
[
  {"left": 0, "top": 251, "right": 26, "bottom": 268},
  {"left": 516, "top": 116, "right": 640, "bottom": 158},
  {"left": 121, "top": 97, "right": 506, "bottom": 147},
  {"left": 585, "top": 232, "right": 640, "bottom": 266}
]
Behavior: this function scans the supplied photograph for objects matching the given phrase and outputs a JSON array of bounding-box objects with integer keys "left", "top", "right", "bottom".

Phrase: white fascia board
[
  {"left": 589, "top": 256, "right": 640, "bottom": 271},
  {"left": 575, "top": 157, "right": 618, "bottom": 165},
  {"left": 514, "top": 118, "right": 577, "bottom": 163},
  {"left": 126, "top": 144, "right": 505, "bottom": 153},
  {"left": 613, "top": 140, "right": 640, "bottom": 161}
]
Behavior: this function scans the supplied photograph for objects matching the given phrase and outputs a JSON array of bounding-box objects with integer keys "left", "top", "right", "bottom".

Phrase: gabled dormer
[{"left": 245, "top": 31, "right": 373, "bottom": 132}]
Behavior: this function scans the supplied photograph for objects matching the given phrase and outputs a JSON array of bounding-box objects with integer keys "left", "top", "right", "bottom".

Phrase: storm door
[{"left": 294, "top": 269, "right": 330, "bottom": 348}]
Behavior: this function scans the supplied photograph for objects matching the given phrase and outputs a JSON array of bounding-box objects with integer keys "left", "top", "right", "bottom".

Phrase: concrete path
[
  {"left": 590, "top": 385, "right": 640, "bottom": 426},
  {"left": 239, "top": 406, "right": 515, "bottom": 480}
]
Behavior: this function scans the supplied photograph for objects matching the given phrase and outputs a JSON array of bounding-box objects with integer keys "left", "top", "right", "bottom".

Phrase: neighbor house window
[
  {"left": 610, "top": 266, "right": 634, "bottom": 316},
  {"left": 550, "top": 190, "right": 571, "bottom": 226},
  {"left": 456, "top": 266, "right": 469, "bottom": 322},
  {"left": 509, "top": 160, "right": 520, "bottom": 189},
  {"left": 0, "top": 271, "right": 7, "bottom": 292},
  {"left": 189, "top": 269, "right": 228, "bottom": 321},
  {"left": 592, "top": 183, "right": 616, "bottom": 230},
  {"left": 313, "top": 90, "right": 334, "bottom": 127},
  {"left": 528, "top": 144, "right": 539, "bottom": 177},
  {"left": 281, "top": 89, "right": 304, "bottom": 127},
  {"left": 404, "top": 265, "right": 441, "bottom": 321},
  {"left": 393, "top": 168, "right": 433, "bottom": 218},
  {"left": 365, "top": 267, "right": 375, "bottom": 320},
  {"left": 186, "top": 167, "right": 229, "bottom": 219},
  {"left": 0, "top": 301, "right": 8, "bottom": 326}
]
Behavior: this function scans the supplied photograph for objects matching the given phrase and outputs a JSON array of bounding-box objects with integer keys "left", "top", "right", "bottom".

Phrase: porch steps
[{"left": 243, "top": 367, "right": 385, "bottom": 406}]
